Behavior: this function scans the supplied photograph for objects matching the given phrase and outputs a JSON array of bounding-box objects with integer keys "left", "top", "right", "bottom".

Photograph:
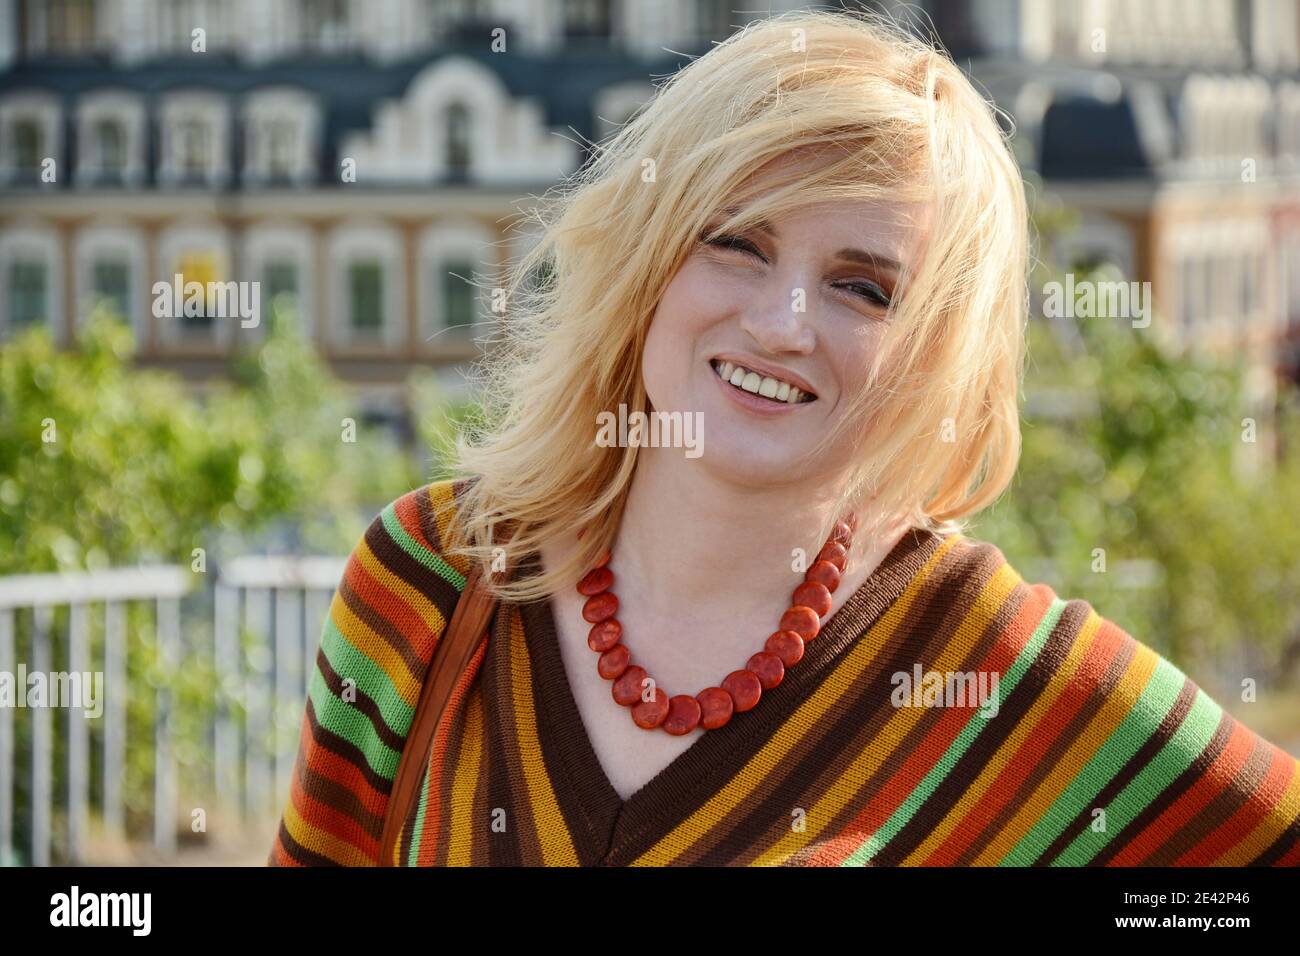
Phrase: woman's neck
[{"left": 607, "top": 449, "right": 910, "bottom": 624}]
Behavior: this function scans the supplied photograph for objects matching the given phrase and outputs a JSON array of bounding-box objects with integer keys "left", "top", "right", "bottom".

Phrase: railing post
[
  {"left": 243, "top": 587, "right": 272, "bottom": 821},
  {"left": 31, "top": 606, "right": 51, "bottom": 867},
  {"left": 273, "top": 587, "right": 303, "bottom": 811},
  {"left": 214, "top": 582, "right": 240, "bottom": 816},
  {"left": 103, "top": 600, "right": 126, "bottom": 839},
  {"left": 67, "top": 602, "right": 89, "bottom": 864},
  {"left": 154, "top": 596, "right": 179, "bottom": 856}
]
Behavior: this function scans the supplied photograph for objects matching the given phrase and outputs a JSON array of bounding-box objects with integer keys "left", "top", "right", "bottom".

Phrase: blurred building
[{"left": 1, "top": 0, "right": 1298, "bottom": 429}]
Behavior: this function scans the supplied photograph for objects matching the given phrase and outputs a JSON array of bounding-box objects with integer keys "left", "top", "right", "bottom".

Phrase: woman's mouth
[{"left": 709, "top": 358, "right": 817, "bottom": 406}]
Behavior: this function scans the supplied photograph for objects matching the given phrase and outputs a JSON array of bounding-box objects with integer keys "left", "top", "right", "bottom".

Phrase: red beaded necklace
[{"left": 574, "top": 513, "right": 857, "bottom": 734}]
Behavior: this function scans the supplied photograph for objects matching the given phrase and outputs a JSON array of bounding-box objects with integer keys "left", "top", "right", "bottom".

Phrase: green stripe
[
  {"left": 842, "top": 595, "right": 1069, "bottom": 866},
  {"left": 1053, "top": 680, "right": 1218, "bottom": 865},
  {"left": 406, "top": 752, "right": 433, "bottom": 866},
  {"left": 381, "top": 501, "right": 467, "bottom": 587},
  {"left": 310, "top": 614, "right": 413, "bottom": 780},
  {"left": 1002, "top": 653, "right": 1185, "bottom": 865}
]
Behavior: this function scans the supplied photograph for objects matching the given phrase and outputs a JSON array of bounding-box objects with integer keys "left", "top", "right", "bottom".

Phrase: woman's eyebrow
[
  {"left": 711, "top": 210, "right": 903, "bottom": 272},
  {"left": 835, "top": 247, "right": 902, "bottom": 273}
]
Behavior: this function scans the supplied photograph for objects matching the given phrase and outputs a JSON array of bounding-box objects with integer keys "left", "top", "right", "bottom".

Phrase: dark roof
[{"left": 0, "top": 42, "right": 702, "bottom": 146}]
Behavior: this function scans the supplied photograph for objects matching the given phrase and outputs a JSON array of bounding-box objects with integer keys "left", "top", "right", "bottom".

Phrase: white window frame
[
  {"left": 74, "top": 223, "right": 146, "bottom": 342},
  {"left": 155, "top": 222, "right": 235, "bottom": 347},
  {"left": 417, "top": 220, "right": 495, "bottom": 347},
  {"left": 0, "top": 90, "right": 61, "bottom": 186},
  {"left": 242, "top": 223, "right": 315, "bottom": 340},
  {"left": 159, "top": 90, "right": 230, "bottom": 188},
  {"left": 74, "top": 90, "right": 146, "bottom": 187},
  {"left": 0, "top": 225, "right": 63, "bottom": 338},
  {"left": 326, "top": 222, "right": 404, "bottom": 349},
  {"left": 241, "top": 87, "right": 320, "bottom": 186}
]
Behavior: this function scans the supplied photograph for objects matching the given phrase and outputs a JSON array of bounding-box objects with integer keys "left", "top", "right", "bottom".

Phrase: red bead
[
  {"left": 594, "top": 548, "right": 611, "bottom": 568},
  {"left": 721, "top": 669, "right": 762, "bottom": 712},
  {"left": 746, "top": 651, "right": 785, "bottom": 690},
  {"left": 587, "top": 618, "right": 622, "bottom": 652},
  {"left": 582, "top": 591, "right": 618, "bottom": 623},
  {"left": 697, "top": 687, "right": 734, "bottom": 729},
  {"left": 612, "top": 664, "right": 648, "bottom": 706},
  {"left": 805, "top": 559, "right": 842, "bottom": 593},
  {"left": 779, "top": 605, "right": 821, "bottom": 642},
  {"left": 598, "top": 644, "right": 630, "bottom": 679},
  {"left": 663, "top": 695, "right": 702, "bottom": 735},
  {"left": 844, "top": 511, "right": 858, "bottom": 531},
  {"left": 632, "top": 687, "right": 670, "bottom": 728},
  {"left": 792, "top": 581, "right": 832, "bottom": 617},
  {"left": 830, "top": 521, "right": 853, "bottom": 547},
  {"left": 765, "top": 630, "right": 805, "bottom": 667},
  {"left": 816, "top": 542, "right": 848, "bottom": 572},
  {"left": 577, "top": 566, "right": 614, "bottom": 596}
]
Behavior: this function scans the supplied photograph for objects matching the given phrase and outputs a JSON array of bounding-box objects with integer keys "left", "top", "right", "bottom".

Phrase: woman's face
[{"left": 641, "top": 185, "right": 928, "bottom": 488}]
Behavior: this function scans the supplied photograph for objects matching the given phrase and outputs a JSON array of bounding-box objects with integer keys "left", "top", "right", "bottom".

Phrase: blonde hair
[{"left": 438, "top": 7, "right": 1029, "bottom": 603}]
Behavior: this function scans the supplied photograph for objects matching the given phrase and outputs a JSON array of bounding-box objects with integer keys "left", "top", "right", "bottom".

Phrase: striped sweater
[{"left": 270, "top": 478, "right": 1300, "bottom": 866}]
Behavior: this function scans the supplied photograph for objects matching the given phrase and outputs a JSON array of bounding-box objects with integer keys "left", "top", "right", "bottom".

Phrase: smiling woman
[{"left": 270, "top": 9, "right": 1300, "bottom": 867}]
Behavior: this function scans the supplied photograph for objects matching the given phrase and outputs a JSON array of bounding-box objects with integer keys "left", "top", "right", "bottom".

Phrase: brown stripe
[
  {"left": 605, "top": 528, "right": 955, "bottom": 865},
  {"left": 479, "top": 603, "right": 527, "bottom": 865},
  {"left": 1142, "top": 723, "right": 1277, "bottom": 866},
  {"left": 303, "top": 694, "right": 393, "bottom": 797},
  {"left": 953, "top": 623, "right": 1140, "bottom": 864},
  {"left": 1040, "top": 676, "right": 1201, "bottom": 866},
  {"left": 316, "top": 644, "right": 406, "bottom": 754},
  {"left": 773, "top": 540, "right": 1012, "bottom": 867},
  {"left": 428, "top": 663, "right": 478, "bottom": 866},
  {"left": 1250, "top": 805, "right": 1300, "bottom": 865},
  {"left": 520, "top": 583, "right": 621, "bottom": 865},
  {"left": 868, "top": 575, "right": 1072, "bottom": 866},
  {"left": 1071, "top": 686, "right": 1211, "bottom": 868},
  {"left": 275, "top": 818, "right": 339, "bottom": 867},
  {"left": 297, "top": 753, "right": 384, "bottom": 841},
  {"left": 704, "top": 536, "right": 1007, "bottom": 866}
]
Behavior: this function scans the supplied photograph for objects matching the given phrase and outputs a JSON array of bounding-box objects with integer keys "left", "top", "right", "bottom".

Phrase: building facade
[{"left": 1, "top": 0, "right": 1298, "bottom": 425}]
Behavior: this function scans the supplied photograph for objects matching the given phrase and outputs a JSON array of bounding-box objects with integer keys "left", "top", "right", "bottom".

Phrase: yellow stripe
[
  {"left": 971, "top": 636, "right": 1160, "bottom": 864},
  {"left": 355, "top": 536, "right": 447, "bottom": 640},
  {"left": 427, "top": 481, "right": 473, "bottom": 577},
  {"left": 1213, "top": 752, "right": 1300, "bottom": 864},
  {"left": 758, "top": 557, "right": 1022, "bottom": 866},
  {"left": 902, "top": 603, "right": 1102, "bottom": 864},
  {"left": 444, "top": 691, "right": 486, "bottom": 865},
  {"left": 507, "top": 605, "right": 581, "bottom": 865},
  {"left": 628, "top": 534, "right": 963, "bottom": 866},
  {"left": 328, "top": 583, "right": 430, "bottom": 711},
  {"left": 282, "top": 795, "right": 375, "bottom": 867}
]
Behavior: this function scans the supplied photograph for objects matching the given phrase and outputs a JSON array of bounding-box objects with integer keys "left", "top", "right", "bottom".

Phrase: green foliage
[
  {"left": 0, "top": 299, "right": 422, "bottom": 858},
  {"left": 972, "top": 215, "right": 1300, "bottom": 688}
]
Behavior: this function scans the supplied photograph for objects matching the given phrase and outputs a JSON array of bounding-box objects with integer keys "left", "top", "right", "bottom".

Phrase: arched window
[
  {"left": 94, "top": 118, "right": 125, "bottom": 177},
  {"left": 13, "top": 119, "right": 43, "bottom": 173},
  {"left": 445, "top": 101, "right": 471, "bottom": 180}
]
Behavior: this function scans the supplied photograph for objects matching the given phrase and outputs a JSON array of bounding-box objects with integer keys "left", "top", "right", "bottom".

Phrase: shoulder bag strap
[{"left": 379, "top": 560, "right": 502, "bottom": 865}]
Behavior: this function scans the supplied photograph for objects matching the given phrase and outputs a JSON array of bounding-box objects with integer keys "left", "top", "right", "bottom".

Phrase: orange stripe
[
  {"left": 915, "top": 585, "right": 1089, "bottom": 864},
  {"left": 1108, "top": 717, "right": 1256, "bottom": 865},
  {"left": 1175, "top": 740, "right": 1300, "bottom": 865},
  {"left": 411, "top": 635, "right": 490, "bottom": 865}
]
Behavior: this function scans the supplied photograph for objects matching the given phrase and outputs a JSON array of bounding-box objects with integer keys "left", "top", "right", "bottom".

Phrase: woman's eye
[
  {"left": 836, "top": 281, "right": 892, "bottom": 309},
  {"left": 703, "top": 233, "right": 768, "bottom": 262}
]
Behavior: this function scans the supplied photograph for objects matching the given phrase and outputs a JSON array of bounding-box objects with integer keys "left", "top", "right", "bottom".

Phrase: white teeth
[{"left": 711, "top": 360, "right": 812, "bottom": 404}]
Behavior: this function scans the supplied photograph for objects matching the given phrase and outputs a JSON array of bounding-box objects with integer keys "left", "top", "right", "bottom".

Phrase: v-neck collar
[{"left": 515, "top": 524, "right": 945, "bottom": 865}]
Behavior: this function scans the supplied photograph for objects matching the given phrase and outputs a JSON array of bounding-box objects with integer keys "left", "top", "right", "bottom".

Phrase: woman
[{"left": 270, "top": 10, "right": 1300, "bottom": 867}]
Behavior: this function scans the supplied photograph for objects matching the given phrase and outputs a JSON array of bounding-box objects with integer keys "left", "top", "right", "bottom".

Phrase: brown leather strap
[{"left": 379, "top": 559, "right": 502, "bottom": 865}]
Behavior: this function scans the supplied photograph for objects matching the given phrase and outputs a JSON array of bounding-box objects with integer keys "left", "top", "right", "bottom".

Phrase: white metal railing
[
  {"left": 214, "top": 556, "right": 345, "bottom": 825},
  {"left": 0, "top": 556, "right": 346, "bottom": 866},
  {"left": 0, "top": 566, "right": 190, "bottom": 866}
]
